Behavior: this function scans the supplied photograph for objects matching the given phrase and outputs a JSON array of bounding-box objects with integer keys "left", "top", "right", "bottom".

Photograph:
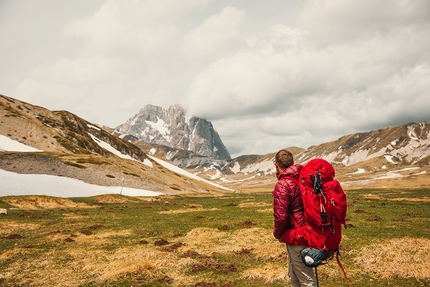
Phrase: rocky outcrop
[{"left": 116, "top": 105, "right": 231, "bottom": 160}]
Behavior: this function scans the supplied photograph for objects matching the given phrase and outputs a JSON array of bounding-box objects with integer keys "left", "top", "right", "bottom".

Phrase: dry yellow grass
[
  {"left": 4, "top": 196, "right": 91, "bottom": 210},
  {"left": 93, "top": 194, "right": 137, "bottom": 203},
  {"left": 256, "top": 208, "right": 273, "bottom": 213},
  {"left": 1, "top": 226, "right": 287, "bottom": 286},
  {"left": 2, "top": 191, "right": 429, "bottom": 286},
  {"left": 180, "top": 227, "right": 286, "bottom": 260},
  {"left": 158, "top": 207, "right": 219, "bottom": 214},
  {"left": 44, "top": 230, "right": 133, "bottom": 245},
  {"left": 2, "top": 224, "right": 429, "bottom": 286},
  {"left": 354, "top": 237, "right": 430, "bottom": 279},
  {"left": 242, "top": 263, "right": 289, "bottom": 283},
  {"left": 2, "top": 240, "right": 197, "bottom": 286},
  {"left": 0, "top": 221, "right": 40, "bottom": 235},
  {"left": 363, "top": 193, "right": 430, "bottom": 202},
  {"left": 237, "top": 201, "right": 271, "bottom": 208}
]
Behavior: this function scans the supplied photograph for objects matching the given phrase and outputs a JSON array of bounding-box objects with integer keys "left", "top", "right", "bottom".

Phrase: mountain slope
[
  {"left": 196, "top": 123, "right": 430, "bottom": 191},
  {"left": 296, "top": 122, "right": 430, "bottom": 166}
]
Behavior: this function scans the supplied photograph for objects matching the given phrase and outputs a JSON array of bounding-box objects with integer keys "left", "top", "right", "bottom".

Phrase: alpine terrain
[{"left": 0, "top": 94, "right": 429, "bottom": 195}]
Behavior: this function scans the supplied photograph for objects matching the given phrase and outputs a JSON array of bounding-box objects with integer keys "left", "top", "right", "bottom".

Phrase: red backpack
[{"left": 282, "top": 158, "right": 348, "bottom": 278}]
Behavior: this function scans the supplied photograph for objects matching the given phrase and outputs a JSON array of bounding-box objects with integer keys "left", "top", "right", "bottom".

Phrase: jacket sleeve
[{"left": 273, "top": 179, "right": 290, "bottom": 240}]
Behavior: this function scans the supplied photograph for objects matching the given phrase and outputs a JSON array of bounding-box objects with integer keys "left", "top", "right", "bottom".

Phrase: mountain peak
[{"left": 117, "top": 104, "right": 231, "bottom": 160}]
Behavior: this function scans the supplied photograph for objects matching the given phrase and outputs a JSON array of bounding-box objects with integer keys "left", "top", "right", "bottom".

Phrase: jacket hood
[{"left": 276, "top": 164, "right": 303, "bottom": 180}]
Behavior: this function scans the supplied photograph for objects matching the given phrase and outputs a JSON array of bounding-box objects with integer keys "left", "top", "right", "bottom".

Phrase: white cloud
[
  {"left": 296, "top": 0, "right": 430, "bottom": 46},
  {"left": 2, "top": 0, "right": 430, "bottom": 157},
  {"left": 63, "top": 0, "right": 213, "bottom": 57},
  {"left": 183, "top": 0, "right": 430, "bottom": 156},
  {"left": 182, "top": 6, "right": 246, "bottom": 59}
]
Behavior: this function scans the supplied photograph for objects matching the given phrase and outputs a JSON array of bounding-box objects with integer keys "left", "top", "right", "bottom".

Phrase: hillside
[{"left": 0, "top": 95, "right": 230, "bottom": 196}]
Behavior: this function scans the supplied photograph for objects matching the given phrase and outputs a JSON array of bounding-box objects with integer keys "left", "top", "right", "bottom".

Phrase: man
[{"left": 272, "top": 149, "right": 317, "bottom": 287}]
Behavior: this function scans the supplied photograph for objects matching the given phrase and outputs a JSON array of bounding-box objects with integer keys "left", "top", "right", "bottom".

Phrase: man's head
[{"left": 274, "top": 149, "right": 294, "bottom": 171}]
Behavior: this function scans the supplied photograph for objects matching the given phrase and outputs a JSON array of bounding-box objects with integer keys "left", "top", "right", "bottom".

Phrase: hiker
[{"left": 272, "top": 149, "right": 317, "bottom": 287}]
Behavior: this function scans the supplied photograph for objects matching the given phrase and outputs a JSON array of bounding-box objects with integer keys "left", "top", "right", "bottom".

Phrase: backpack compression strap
[{"left": 310, "top": 172, "right": 331, "bottom": 232}]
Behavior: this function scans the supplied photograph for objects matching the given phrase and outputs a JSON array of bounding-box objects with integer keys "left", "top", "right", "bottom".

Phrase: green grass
[{"left": 0, "top": 189, "right": 429, "bottom": 286}]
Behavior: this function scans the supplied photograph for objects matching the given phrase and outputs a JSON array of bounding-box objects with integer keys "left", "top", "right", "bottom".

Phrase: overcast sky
[{"left": 1, "top": 0, "right": 429, "bottom": 157}]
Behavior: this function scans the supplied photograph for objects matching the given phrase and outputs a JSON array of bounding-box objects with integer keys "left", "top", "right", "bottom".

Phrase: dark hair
[{"left": 275, "top": 149, "right": 294, "bottom": 169}]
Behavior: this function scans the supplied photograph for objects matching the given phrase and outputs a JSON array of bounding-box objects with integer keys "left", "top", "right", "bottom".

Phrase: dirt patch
[
  {"left": 161, "top": 242, "right": 186, "bottom": 252},
  {"left": 158, "top": 276, "right": 174, "bottom": 284},
  {"left": 354, "top": 237, "right": 430, "bottom": 279},
  {"left": 218, "top": 225, "right": 229, "bottom": 231},
  {"left": 80, "top": 224, "right": 103, "bottom": 235},
  {"left": 154, "top": 239, "right": 170, "bottom": 246},
  {"left": 190, "top": 258, "right": 238, "bottom": 273},
  {"left": 236, "top": 248, "right": 254, "bottom": 255},
  {"left": 64, "top": 237, "right": 75, "bottom": 242},
  {"left": 194, "top": 282, "right": 235, "bottom": 287},
  {"left": 182, "top": 250, "right": 209, "bottom": 259},
  {"left": 238, "top": 220, "right": 256, "bottom": 228},
  {"left": 4, "top": 234, "right": 23, "bottom": 240}
]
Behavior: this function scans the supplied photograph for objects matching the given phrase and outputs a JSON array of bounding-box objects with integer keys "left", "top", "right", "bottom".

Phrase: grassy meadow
[{"left": 0, "top": 189, "right": 429, "bottom": 287}]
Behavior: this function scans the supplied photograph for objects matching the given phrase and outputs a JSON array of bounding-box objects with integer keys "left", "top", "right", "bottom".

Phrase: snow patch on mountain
[
  {"left": 384, "top": 155, "right": 396, "bottom": 164},
  {"left": 0, "top": 169, "right": 163, "bottom": 197},
  {"left": 87, "top": 124, "right": 100, "bottom": 131},
  {"left": 408, "top": 128, "right": 419, "bottom": 140},
  {"left": 339, "top": 148, "right": 384, "bottom": 166},
  {"left": 241, "top": 159, "right": 273, "bottom": 176},
  {"left": 166, "top": 150, "right": 178, "bottom": 160},
  {"left": 210, "top": 169, "right": 222, "bottom": 180},
  {"left": 0, "top": 134, "right": 41, "bottom": 152},
  {"left": 145, "top": 117, "right": 170, "bottom": 142},
  {"left": 148, "top": 155, "right": 233, "bottom": 191},
  {"left": 230, "top": 162, "right": 241, "bottom": 174},
  {"left": 88, "top": 133, "right": 152, "bottom": 167},
  {"left": 350, "top": 168, "right": 365, "bottom": 174}
]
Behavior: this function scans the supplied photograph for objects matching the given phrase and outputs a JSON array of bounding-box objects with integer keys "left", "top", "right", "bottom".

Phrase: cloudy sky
[{"left": 1, "top": 0, "right": 429, "bottom": 157}]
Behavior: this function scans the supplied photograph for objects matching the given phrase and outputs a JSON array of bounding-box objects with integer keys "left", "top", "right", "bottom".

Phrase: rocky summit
[{"left": 116, "top": 104, "right": 231, "bottom": 160}]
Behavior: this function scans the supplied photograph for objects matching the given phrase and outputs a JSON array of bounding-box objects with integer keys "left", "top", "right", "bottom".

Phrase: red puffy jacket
[{"left": 273, "top": 164, "right": 306, "bottom": 243}]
